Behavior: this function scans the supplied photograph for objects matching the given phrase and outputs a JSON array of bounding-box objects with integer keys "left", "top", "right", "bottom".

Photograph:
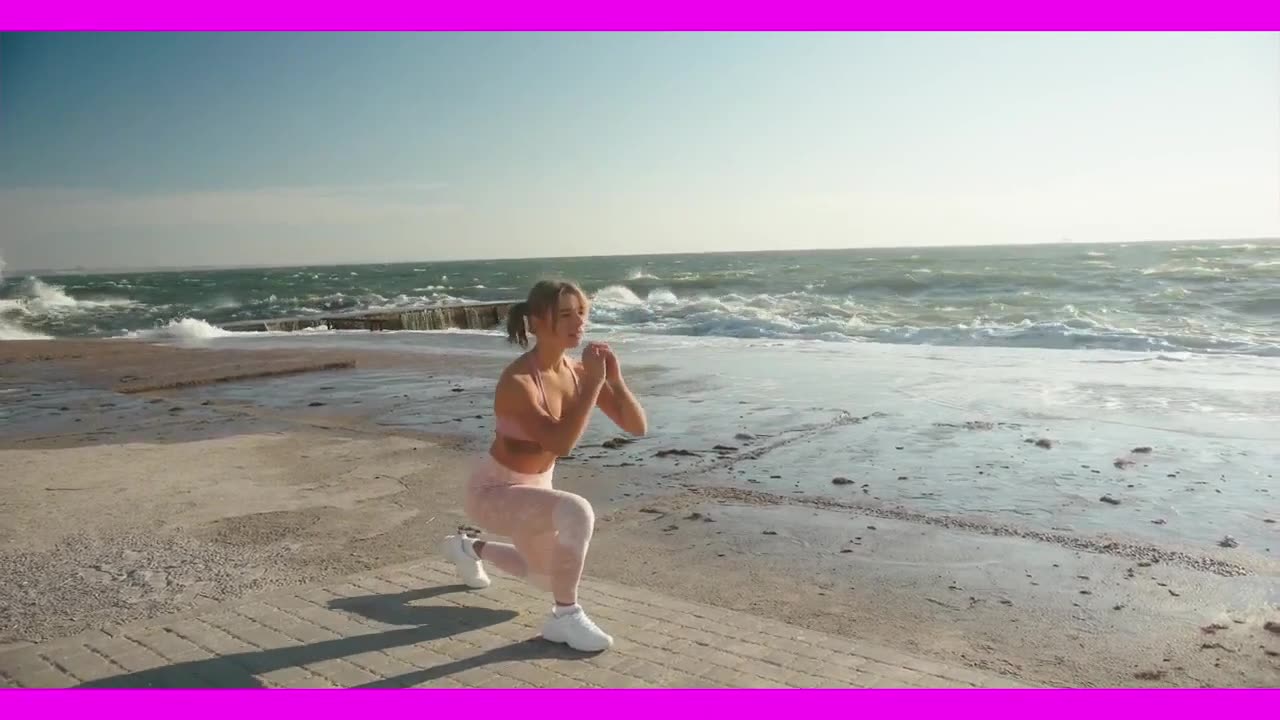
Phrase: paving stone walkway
[{"left": 0, "top": 559, "right": 1027, "bottom": 688}]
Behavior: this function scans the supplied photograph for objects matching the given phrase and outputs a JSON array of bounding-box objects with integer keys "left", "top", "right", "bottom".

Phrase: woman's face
[{"left": 534, "top": 291, "right": 588, "bottom": 349}]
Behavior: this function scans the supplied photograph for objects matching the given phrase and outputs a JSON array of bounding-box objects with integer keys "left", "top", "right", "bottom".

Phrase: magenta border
[
  {"left": 0, "top": 1, "right": 1279, "bottom": 30},
  {"left": 3, "top": 0, "right": 1280, "bottom": 708},
  {"left": 6, "top": 687, "right": 1280, "bottom": 707}
]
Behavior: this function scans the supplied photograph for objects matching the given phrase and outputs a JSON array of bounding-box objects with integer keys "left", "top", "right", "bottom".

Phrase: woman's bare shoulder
[
  {"left": 497, "top": 354, "right": 536, "bottom": 393},
  {"left": 499, "top": 352, "right": 529, "bottom": 377}
]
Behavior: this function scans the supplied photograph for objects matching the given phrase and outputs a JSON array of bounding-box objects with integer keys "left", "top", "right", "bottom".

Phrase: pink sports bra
[{"left": 495, "top": 355, "right": 578, "bottom": 444}]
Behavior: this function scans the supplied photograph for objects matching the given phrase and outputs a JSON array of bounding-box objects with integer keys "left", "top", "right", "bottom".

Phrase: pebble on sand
[
  {"left": 831, "top": 477, "right": 854, "bottom": 486},
  {"left": 1034, "top": 438, "right": 1054, "bottom": 449},
  {"left": 1132, "top": 446, "right": 1153, "bottom": 454},
  {"left": 1099, "top": 495, "right": 1122, "bottom": 505},
  {"left": 1218, "top": 535, "right": 1239, "bottom": 549}
]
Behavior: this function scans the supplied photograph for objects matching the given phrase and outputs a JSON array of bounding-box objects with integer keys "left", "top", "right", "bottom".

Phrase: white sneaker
[
  {"left": 440, "top": 534, "right": 490, "bottom": 589},
  {"left": 541, "top": 606, "right": 614, "bottom": 652}
]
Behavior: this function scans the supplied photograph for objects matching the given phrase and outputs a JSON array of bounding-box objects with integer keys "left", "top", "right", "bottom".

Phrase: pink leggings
[{"left": 463, "top": 455, "right": 596, "bottom": 605}]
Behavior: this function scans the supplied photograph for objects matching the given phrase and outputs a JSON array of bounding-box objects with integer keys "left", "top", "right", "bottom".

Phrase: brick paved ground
[{"left": 0, "top": 559, "right": 1027, "bottom": 688}]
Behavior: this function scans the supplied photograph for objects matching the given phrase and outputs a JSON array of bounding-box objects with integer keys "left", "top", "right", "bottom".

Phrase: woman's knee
[{"left": 551, "top": 493, "right": 595, "bottom": 546}]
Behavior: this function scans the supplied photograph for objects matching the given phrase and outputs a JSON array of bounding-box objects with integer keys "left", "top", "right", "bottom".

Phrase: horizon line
[{"left": 4, "top": 235, "right": 1278, "bottom": 277}]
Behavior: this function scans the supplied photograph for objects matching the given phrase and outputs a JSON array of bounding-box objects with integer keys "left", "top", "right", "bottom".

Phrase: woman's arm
[
  {"left": 597, "top": 377, "right": 647, "bottom": 436},
  {"left": 583, "top": 343, "right": 647, "bottom": 436}
]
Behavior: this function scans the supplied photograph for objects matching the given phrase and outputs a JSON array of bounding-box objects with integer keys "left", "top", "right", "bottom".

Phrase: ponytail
[{"left": 506, "top": 302, "right": 530, "bottom": 348}]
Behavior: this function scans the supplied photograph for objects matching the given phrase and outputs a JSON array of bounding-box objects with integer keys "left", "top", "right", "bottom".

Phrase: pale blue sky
[{"left": 1, "top": 32, "right": 1277, "bottom": 270}]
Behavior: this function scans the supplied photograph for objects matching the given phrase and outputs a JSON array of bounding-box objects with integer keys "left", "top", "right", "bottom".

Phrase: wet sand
[{"left": 1, "top": 339, "right": 1278, "bottom": 686}]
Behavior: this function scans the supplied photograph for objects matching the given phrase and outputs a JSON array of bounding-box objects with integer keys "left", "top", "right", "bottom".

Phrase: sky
[{"left": 1, "top": 32, "right": 1278, "bottom": 271}]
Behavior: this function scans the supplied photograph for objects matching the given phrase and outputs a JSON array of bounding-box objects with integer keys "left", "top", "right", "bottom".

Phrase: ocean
[
  {"left": 2, "top": 241, "right": 1278, "bottom": 561},
  {"left": 2, "top": 241, "right": 1279, "bottom": 355}
]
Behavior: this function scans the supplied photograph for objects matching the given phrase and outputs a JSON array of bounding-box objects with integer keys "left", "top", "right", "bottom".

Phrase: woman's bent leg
[
  {"left": 461, "top": 483, "right": 610, "bottom": 652},
  {"left": 467, "top": 484, "right": 595, "bottom": 605}
]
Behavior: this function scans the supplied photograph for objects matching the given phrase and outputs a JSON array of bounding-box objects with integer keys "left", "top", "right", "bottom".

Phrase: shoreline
[
  {"left": 2, "top": 338, "right": 1278, "bottom": 686},
  {"left": 675, "top": 485, "right": 1256, "bottom": 577}
]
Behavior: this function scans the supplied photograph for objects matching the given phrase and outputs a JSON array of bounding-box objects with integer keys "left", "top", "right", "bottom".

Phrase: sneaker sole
[{"left": 438, "top": 539, "right": 491, "bottom": 589}]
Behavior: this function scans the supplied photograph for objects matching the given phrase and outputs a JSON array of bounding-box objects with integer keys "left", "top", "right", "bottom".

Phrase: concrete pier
[{"left": 219, "top": 301, "right": 516, "bottom": 333}]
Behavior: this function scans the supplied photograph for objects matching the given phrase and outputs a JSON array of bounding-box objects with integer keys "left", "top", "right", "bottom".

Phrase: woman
[{"left": 440, "top": 279, "right": 648, "bottom": 652}]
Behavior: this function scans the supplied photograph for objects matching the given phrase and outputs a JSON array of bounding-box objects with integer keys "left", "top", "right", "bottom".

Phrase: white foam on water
[
  {"left": 126, "top": 318, "right": 236, "bottom": 341},
  {"left": 0, "top": 317, "right": 52, "bottom": 340},
  {"left": 585, "top": 284, "right": 1280, "bottom": 357},
  {"left": 4, "top": 277, "right": 135, "bottom": 314},
  {"left": 0, "top": 263, "right": 80, "bottom": 340}
]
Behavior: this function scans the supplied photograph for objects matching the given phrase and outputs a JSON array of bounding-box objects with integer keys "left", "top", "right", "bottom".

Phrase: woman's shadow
[
  {"left": 333, "top": 585, "right": 601, "bottom": 688},
  {"left": 77, "top": 583, "right": 587, "bottom": 688}
]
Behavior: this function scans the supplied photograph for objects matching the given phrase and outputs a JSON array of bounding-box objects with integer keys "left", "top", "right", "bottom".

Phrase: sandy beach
[{"left": 1, "top": 338, "right": 1278, "bottom": 687}]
